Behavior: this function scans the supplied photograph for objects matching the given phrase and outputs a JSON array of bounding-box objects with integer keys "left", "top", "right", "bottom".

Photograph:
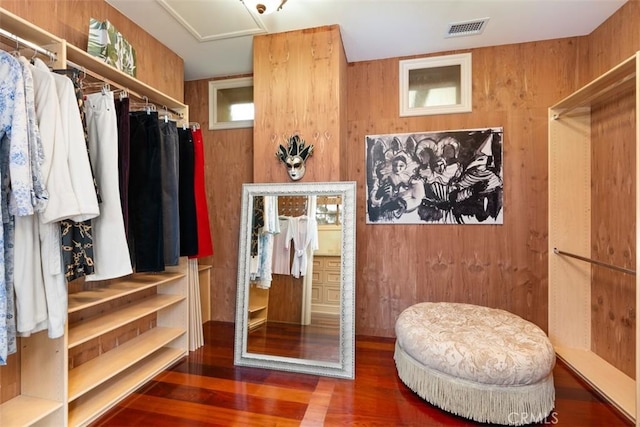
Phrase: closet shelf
[
  {"left": 0, "top": 7, "right": 192, "bottom": 425},
  {"left": 68, "top": 271, "right": 185, "bottom": 313},
  {"left": 68, "top": 346, "right": 184, "bottom": 426},
  {"left": 68, "top": 326, "right": 185, "bottom": 401},
  {"left": 248, "top": 303, "right": 268, "bottom": 314},
  {"left": 249, "top": 318, "right": 267, "bottom": 330},
  {"left": 551, "top": 53, "right": 636, "bottom": 116},
  {"left": 548, "top": 50, "right": 639, "bottom": 424},
  {"left": 65, "top": 44, "right": 187, "bottom": 112},
  {"left": 0, "top": 8, "right": 61, "bottom": 51},
  {"left": 0, "top": 395, "right": 63, "bottom": 426},
  {"left": 555, "top": 346, "right": 634, "bottom": 419},
  {"left": 68, "top": 293, "right": 185, "bottom": 348}
]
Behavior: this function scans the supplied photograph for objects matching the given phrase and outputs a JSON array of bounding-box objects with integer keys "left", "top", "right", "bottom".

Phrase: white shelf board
[
  {"left": 0, "top": 395, "right": 63, "bottom": 426},
  {"left": 68, "top": 346, "right": 185, "bottom": 427},
  {"left": 556, "top": 345, "right": 635, "bottom": 422},
  {"left": 68, "top": 293, "right": 185, "bottom": 348},
  {"left": 68, "top": 327, "right": 185, "bottom": 401},
  {"left": 68, "top": 272, "right": 184, "bottom": 313}
]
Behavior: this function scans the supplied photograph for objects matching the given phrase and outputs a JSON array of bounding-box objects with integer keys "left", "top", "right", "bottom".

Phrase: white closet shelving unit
[
  {"left": 0, "top": 8, "right": 191, "bottom": 426},
  {"left": 548, "top": 51, "right": 639, "bottom": 425}
]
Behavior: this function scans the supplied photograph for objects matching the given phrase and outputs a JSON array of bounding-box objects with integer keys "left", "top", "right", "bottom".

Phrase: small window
[
  {"left": 208, "top": 77, "right": 254, "bottom": 130},
  {"left": 316, "top": 196, "right": 342, "bottom": 225},
  {"left": 399, "top": 53, "right": 472, "bottom": 117}
]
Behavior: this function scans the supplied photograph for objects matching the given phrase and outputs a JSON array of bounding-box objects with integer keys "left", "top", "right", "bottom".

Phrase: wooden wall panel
[
  {"left": 252, "top": 25, "right": 344, "bottom": 183},
  {"left": 583, "top": 1, "right": 640, "bottom": 85},
  {"left": 267, "top": 276, "right": 303, "bottom": 323},
  {"left": 184, "top": 79, "right": 253, "bottom": 322},
  {"left": 583, "top": 0, "right": 639, "bottom": 381},
  {"left": 345, "top": 39, "right": 581, "bottom": 336},
  {"left": 589, "top": 88, "right": 636, "bottom": 378},
  {"left": 1, "top": 0, "right": 184, "bottom": 101}
]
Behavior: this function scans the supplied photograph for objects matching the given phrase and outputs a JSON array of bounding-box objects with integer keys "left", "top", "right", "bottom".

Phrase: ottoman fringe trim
[{"left": 394, "top": 343, "right": 555, "bottom": 426}]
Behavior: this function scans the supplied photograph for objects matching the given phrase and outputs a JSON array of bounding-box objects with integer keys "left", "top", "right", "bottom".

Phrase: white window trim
[
  {"left": 399, "top": 52, "right": 472, "bottom": 117},
  {"left": 208, "top": 77, "right": 254, "bottom": 130}
]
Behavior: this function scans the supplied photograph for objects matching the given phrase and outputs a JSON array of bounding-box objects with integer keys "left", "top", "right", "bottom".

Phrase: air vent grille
[{"left": 446, "top": 18, "right": 489, "bottom": 38}]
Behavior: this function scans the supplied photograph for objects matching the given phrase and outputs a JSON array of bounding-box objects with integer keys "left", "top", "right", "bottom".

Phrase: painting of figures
[{"left": 365, "top": 127, "right": 504, "bottom": 224}]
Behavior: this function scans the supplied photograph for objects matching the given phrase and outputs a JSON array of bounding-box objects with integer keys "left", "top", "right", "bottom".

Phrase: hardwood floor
[
  {"left": 92, "top": 321, "right": 633, "bottom": 426},
  {"left": 247, "top": 320, "right": 340, "bottom": 362}
]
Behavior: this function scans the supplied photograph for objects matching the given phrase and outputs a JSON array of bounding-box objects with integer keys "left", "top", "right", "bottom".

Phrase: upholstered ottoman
[{"left": 394, "top": 302, "right": 555, "bottom": 426}]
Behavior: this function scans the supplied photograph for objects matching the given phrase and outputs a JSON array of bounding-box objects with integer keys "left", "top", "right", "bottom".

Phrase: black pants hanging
[
  {"left": 115, "top": 97, "right": 130, "bottom": 241},
  {"left": 178, "top": 127, "right": 198, "bottom": 256},
  {"left": 129, "top": 111, "right": 164, "bottom": 272},
  {"left": 159, "top": 119, "right": 180, "bottom": 266}
]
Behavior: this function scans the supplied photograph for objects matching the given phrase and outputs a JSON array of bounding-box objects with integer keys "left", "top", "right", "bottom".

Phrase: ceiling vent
[{"left": 446, "top": 18, "right": 490, "bottom": 38}]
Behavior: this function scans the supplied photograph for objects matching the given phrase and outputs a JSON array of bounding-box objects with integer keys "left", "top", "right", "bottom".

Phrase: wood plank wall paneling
[
  {"left": 583, "top": 1, "right": 640, "bottom": 86},
  {"left": 344, "top": 39, "right": 581, "bottom": 336},
  {"left": 583, "top": 0, "right": 639, "bottom": 381},
  {"left": 1, "top": 0, "right": 184, "bottom": 101},
  {"left": 183, "top": 79, "right": 253, "bottom": 322},
  {"left": 590, "top": 93, "right": 636, "bottom": 378},
  {"left": 268, "top": 276, "right": 304, "bottom": 323},
  {"left": 252, "top": 25, "right": 344, "bottom": 183}
]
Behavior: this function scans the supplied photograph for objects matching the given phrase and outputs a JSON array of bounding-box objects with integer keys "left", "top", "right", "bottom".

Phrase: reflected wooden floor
[
  {"left": 92, "top": 321, "right": 633, "bottom": 427},
  {"left": 247, "top": 320, "right": 340, "bottom": 362}
]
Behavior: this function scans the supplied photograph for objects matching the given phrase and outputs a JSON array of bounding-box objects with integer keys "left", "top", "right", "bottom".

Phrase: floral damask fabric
[
  {"left": 395, "top": 302, "right": 555, "bottom": 386},
  {"left": 0, "top": 51, "right": 26, "bottom": 364}
]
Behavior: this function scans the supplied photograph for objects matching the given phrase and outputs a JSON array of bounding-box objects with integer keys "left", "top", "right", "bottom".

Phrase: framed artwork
[
  {"left": 87, "top": 18, "right": 137, "bottom": 77},
  {"left": 365, "top": 127, "right": 503, "bottom": 225}
]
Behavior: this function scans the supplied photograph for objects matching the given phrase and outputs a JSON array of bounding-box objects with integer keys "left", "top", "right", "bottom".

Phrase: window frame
[
  {"left": 208, "top": 77, "right": 254, "bottom": 130},
  {"left": 399, "top": 52, "right": 472, "bottom": 117}
]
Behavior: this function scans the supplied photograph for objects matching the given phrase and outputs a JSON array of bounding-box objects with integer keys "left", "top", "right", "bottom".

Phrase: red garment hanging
[{"left": 189, "top": 126, "right": 214, "bottom": 258}]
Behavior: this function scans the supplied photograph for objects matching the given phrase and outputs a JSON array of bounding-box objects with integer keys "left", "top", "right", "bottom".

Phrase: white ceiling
[{"left": 106, "top": 0, "right": 627, "bottom": 82}]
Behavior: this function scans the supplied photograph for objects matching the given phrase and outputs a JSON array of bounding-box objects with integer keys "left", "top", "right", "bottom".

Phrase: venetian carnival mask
[{"left": 276, "top": 135, "right": 314, "bottom": 181}]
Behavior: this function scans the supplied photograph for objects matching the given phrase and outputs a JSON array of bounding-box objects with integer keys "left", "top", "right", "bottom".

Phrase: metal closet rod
[
  {"left": 0, "top": 27, "right": 57, "bottom": 61},
  {"left": 65, "top": 60, "right": 184, "bottom": 119},
  {"left": 553, "top": 248, "right": 636, "bottom": 276}
]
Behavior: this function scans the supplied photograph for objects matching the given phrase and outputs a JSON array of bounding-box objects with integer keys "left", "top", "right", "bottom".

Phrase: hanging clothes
[
  {"left": 13, "top": 56, "right": 46, "bottom": 338},
  {"left": 57, "top": 69, "right": 99, "bottom": 282},
  {"left": 128, "top": 110, "right": 165, "bottom": 272},
  {"left": 159, "top": 119, "right": 180, "bottom": 266},
  {"left": 189, "top": 126, "right": 213, "bottom": 258},
  {"left": 178, "top": 126, "right": 198, "bottom": 256},
  {"left": 254, "top": 195, "right": 279, "bottom": 288},
  {"left": 115, "top": 96, "right": 130, "bottom": 244},
  {"left": 0, "top": 51, "right": 23, "bottom": 364},
  {"left": 272, "top": 216, "right": 293, "bottom": 275},
  {"left": 21, "top": 57, "right": 100, "bottom": 340},
  {"left": 289, "top": 214, "right": 319, "bottom": 279},
  {"left": 84, "top": 90, "right": 133, "bottom": 281}
]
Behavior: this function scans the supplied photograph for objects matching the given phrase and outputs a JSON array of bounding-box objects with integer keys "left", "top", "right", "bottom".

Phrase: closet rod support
[{"left": 553, "top": 248, "right": 636, "bottom": 276}]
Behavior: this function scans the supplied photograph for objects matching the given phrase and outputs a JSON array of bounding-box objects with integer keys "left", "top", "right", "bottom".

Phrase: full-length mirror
[{"left": 234, "top": 181, "right": 356, "bottom": 379}]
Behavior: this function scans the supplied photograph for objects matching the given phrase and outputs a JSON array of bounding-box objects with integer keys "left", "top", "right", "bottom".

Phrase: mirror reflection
[
  {"left": 247, "top": 195, "right": 342, "bottom": 362},
  {"left": 234, "top": 182, "right": 356, "bottom": 379}
]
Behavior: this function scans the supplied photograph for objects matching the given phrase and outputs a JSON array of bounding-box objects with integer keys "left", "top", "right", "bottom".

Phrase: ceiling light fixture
[{"left": 242, "top": 0, "right": 288, "bottom": 15}]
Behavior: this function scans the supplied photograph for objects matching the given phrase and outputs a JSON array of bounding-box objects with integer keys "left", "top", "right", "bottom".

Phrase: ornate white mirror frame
[{"left": 234, "top": 181, "right": 356, "bottom": 379}]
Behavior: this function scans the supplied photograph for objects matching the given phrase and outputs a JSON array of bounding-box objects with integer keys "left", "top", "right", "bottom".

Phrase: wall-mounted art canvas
[{"left": 366, "top": 127, "right": 503, "bottom": 224}]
